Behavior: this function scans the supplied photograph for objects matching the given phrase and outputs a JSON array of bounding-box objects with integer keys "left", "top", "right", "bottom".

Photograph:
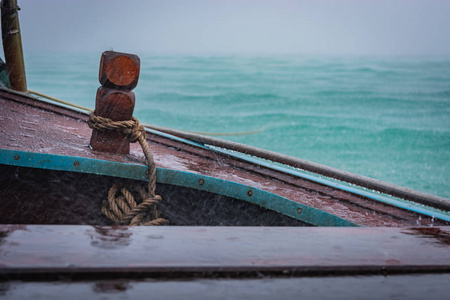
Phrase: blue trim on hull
[
  {"left": 145, "top": 129, "right": 450, "bottom": 223},
  {"left": 0, "top": 149, "right": 356, "bottom": 227}
]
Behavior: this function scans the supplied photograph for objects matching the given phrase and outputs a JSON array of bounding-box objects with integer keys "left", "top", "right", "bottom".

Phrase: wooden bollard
[{"left": 90, "top": 51, "right": 140, "bottom": 154}]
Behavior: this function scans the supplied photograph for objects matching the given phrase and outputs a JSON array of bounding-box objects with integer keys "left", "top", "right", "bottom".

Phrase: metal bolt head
[
  {"left": 14, "top": 155, "right": 20, "bottom": 160},
  {"left": 297, "top": 207, "right": 303, "bottom": 214},
  {"left": 247, "top": 190, "right": 253, "bottom": 197},
  {"left": 198, "top": 179, "right": 205, "bottom": 186}
]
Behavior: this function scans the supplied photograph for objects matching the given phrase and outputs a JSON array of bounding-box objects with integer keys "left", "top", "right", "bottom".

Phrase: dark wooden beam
[{"left": 1, "top": 225, "right": 449, "bottom": 279}]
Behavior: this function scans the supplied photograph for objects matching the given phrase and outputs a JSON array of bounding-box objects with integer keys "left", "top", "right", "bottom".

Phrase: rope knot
[
  {"left": 88, "top": 112, "right": 165, "bottom": 226},
  {"left": 102, "top": 182, "right": 166, "bottom": 226},
  {"left": 127, "top": 117, "right": 146, "bottom": 143}
]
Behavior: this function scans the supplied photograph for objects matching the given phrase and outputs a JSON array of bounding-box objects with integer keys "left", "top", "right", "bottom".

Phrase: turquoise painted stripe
[
  {"left": 145, "top": 129, "right": 450, "bottom": 223},
  {"left": 208, "top": 147, "right": 450, "bottom": 223},
  {"left": 0, "top": 149, "right": 356, "bottom": 227}
]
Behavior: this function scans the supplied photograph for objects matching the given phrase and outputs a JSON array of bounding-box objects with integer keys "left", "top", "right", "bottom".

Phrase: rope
[
  {"left": 88, "top": 112, "right": 166, "bottom": 226},
  {"left": 28, "top": 89, "right": 93, "bottom": 112}
]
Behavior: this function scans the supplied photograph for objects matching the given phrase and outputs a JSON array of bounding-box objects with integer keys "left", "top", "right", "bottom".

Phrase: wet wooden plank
[
  {"left": 0, "top": 89, "right": 447, "bottom": 226},
  {"left": 1, "top": 225, "right": 449, "bottom": 277},
  {"left": 2, "top": 274, "right": 450, "bottom": 300}
]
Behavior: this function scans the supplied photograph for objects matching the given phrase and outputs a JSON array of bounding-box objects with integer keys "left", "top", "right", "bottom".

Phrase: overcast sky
[{"left": 18, "top": 0, "right": 450, "bottom": 56}]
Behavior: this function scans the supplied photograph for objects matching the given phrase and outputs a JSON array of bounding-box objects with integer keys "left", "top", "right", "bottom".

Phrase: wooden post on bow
[{"left": 90, "top": 51, "right": 140, "bottom": 154}]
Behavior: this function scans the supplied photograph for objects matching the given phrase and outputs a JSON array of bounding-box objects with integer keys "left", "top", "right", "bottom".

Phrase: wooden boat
[
  {"left": 1, "top": 1, "right": 450, "bottom": 298},
  {"left": 2, "top": 85, "right": 450, "bottom": 227}
]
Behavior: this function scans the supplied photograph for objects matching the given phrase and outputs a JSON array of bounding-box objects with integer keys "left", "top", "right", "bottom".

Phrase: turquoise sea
[{"left": 25, "top": 53, "right": 450, "bottom": 199}]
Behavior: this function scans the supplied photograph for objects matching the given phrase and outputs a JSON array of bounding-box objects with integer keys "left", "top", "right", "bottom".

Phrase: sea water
[{"left": 24, "top": 53, "right": 450, "bottom": 198}]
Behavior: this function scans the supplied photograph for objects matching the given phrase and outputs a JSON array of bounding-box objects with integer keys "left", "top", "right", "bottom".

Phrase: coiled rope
[{"left": 88, "top": 112, "right": 166, "bottom": 226}]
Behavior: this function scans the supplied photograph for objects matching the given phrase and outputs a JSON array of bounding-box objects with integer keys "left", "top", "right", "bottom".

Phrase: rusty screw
[
  {"left": 297, "top": 207, "right": 303, "bottom": 214},
  {"left": 198, "top": 179, "right": 205, "bottom": 186},
  {"left": 74, "top": 161, "right": 80, "bottom": 167},
  {"left": 14, "top": 155, "right": 20, "bottom": 160}
]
